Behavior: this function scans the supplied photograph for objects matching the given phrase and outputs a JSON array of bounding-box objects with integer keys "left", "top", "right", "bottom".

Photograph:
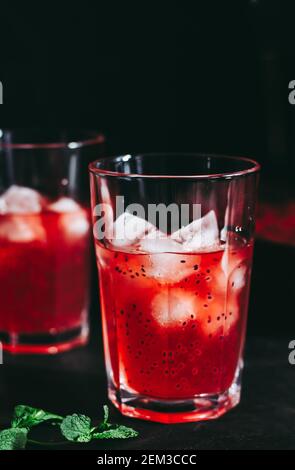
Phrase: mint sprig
[
  {"left": 93, "top": 425, "right": 138, "bottom": 440},
  {"left": 0, "top": 428, "right": 28, "bottom": 450},
  {"left": 11, "top": 405, "right": 63, "bottom": 429},
  {"left": 60, "top": 414, "right": 94, "bottom": 443},
  {"left": 0, "top": 404, "right": 138, "bottom": 450}
]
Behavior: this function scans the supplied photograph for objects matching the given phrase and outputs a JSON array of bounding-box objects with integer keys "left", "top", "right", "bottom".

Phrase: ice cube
[
  {"left": 49, "top": 197, "right": 90, "bottom": 239},
  {"left": 200, "top": 296, "right": 238, "bottom": 336},
  {"left": 60, "top": 212, "right": 90, "bottom": 238},
  {"left": 48, "top": 197, "right": 81, "bottom": 213},
  {"left": 139, "top": 236, "right": 181, "bottom": 253},
  {"left": 229, "top": 263, "right": 247, "bottom": 290},
  {"left": 145, "top": 252, "right": 201, "bottom": 283},
  {"left": 0, "top": 197, "right": 6, "bottom": 214},
  {"left": 171, "top": 210, "right": 220, "bottom": 252},
  {"left": 111, "top": 212, "right": 158, "bottom": 247},
  {"left": 221, "top": 249, "right": 245, "bottom": 277},
  {"left": 0, "top": 215, "right": 46, "bottom": 243},
  {"left": 151, "top": 289, "right": 196, "bottom": 326},
  {"left": 0, "top": 185, "right": 44, "bottom": 214}
]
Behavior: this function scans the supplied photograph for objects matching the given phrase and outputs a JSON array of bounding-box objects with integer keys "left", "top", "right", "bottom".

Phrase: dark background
[
  {"left": 0, "top": 0, "right": 294, "bottom": 452},
  {"left": 0, "top": 0, "right": 295, "bottom": 176}
]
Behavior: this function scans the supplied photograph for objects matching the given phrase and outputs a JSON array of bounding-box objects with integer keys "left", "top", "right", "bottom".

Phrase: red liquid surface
[
  {"left": 0, "top": 207, "right": 90, "bottom": 339},
  {"left": 97, "top": 241, "right": 252, "bottom": 399}
]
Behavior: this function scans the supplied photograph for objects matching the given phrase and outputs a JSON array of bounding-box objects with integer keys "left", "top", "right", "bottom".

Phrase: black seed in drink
[
  {"left": 135, "top": 272, "right": 139, "bottom": 277},
  {"left": 182, "top": 321, "right": 187, "bottom": 326},
  {"left": 206, "top": 269, "right": 210, "bottom": 273},
  {"left": 130, "top": 275, "right": 135, "bottom": 278},
  {"left": 193, "top": 264, "right": 199, "bottom": 270},
  {"left": 180, "top": 260, "right": 186, "bottom": 263},
  {"left": 217, "top": 316, "right": 220, "bottom": 321},
  {"left": 207, "top": 316, "right": 211, "bottom": 323},
  {"left": 203, "top": 304, "right": 208, "bottom": 308}
]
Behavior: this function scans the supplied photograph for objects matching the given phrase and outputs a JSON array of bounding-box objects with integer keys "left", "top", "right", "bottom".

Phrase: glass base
[
  {"left": 108, "top": 363, "right": 242, "bottom": 424},
  {"left": 0, "top": 323, "right": 89, "bottom": 355}
]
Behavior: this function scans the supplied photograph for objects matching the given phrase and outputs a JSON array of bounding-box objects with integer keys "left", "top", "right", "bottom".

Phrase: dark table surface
[
  {"left": 0, "top": 240, "right": 294, "bottom": 450},
  {"left": 0, "top": 337, "right": 294, "bottom": 450}
]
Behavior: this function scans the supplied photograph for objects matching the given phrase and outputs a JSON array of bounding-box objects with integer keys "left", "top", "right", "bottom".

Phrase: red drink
[
  {"left": 89, "top": 152, "right": 260, "bottom": 423},
  {"left": 0, "top": 193, "right": 90, "bottom": 354},
  {"left": 96, "top": 237, "right": 252, "bottom": 422}
]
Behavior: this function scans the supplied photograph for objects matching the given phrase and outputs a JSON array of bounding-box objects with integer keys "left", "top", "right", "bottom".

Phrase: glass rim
[
  {"left": 0, "top": 129, "right": 105, "bottom": 150},
  {"left": 88, "top": 153, "right": 261, "bottom": 180}
]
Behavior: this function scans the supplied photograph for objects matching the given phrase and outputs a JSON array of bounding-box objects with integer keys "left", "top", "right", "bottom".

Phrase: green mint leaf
[
  {"left": 11, "top": 405, "right": 63, "bottom": 429},
  {"left": 60, "top": 414, "right": 92, "bottom": 443},
  {"left": 93, "top": 425, "right": 139, "bottom": 440},
  {"left": 103, "top": 405, "right": 109, "bottom": 427},
  {"left": 0, "top": 428, "right": 28, "bottom": 450},
  {"left": 96, "top": 405, "right": 111, "bottom": 432}
]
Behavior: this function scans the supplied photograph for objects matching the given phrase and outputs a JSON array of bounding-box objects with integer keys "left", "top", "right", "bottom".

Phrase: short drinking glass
[
  {"left": 0, "top": 129, "right": 105, "bottom": 354},
  {"left": 89, "top": 153, "right": 260, "bottom": 423}
]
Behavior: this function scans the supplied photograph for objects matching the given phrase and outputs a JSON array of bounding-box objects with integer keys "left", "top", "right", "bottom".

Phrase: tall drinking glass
[
  {"left": 0, "top": 129, "right": 105, "bottom": 354},
  {"left": 89, "top": 154, "right": 260, "bottom": 423}
]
